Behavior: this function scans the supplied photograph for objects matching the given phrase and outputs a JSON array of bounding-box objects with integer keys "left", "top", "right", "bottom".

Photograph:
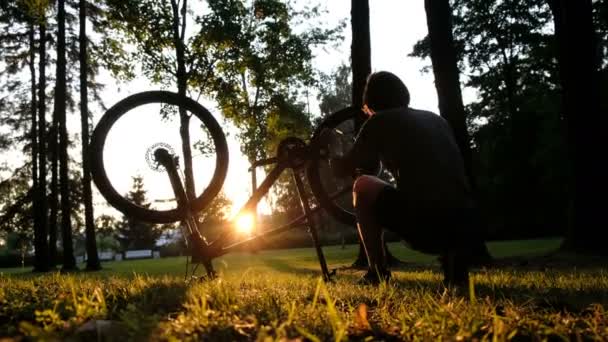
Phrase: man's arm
[{"left": 331, "top": 117, "right": 380, "bottom": 177}]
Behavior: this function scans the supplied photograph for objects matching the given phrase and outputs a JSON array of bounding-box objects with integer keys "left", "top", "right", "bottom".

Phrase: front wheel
[{"left": 89, "top": 91, "right": 229, "bottom": 224}]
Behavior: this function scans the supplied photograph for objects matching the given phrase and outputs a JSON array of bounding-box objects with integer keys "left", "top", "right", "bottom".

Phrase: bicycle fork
[{"left": 155, "top": 148, "right": 216, "bottom": 279}]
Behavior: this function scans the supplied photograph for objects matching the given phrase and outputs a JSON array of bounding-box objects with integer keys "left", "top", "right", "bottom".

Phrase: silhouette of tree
[
  {"left": 35, "top": 5, "right": 50, "bottom": 272},
  {"left": 80, "top": 0, "right": 101, "bottom": 270},
  {"left": 0, "top": 0, "right": 50, "bottom": 271},
  {"left": 53, "top": 0, "right": 77, "bottom": 271},
  {"left": 349, "top": 0, "right": 371, "bottom": 268},
  {"left": 115, "top": 176, "right": 164, "bottom": 250},
  {"left": 423, "top": 0, "right": 492, "bottom": 264},
  {"left": 549, "top": 0, "right": 607, "bottom": 255},
  {"left": 412, "top": 0, "right": 571, "bottom": 240}
]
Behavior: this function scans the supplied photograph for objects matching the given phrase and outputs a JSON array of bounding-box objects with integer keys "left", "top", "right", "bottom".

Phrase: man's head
[{"left": 362, "top": 71, "right": 410, "bottom": 114}]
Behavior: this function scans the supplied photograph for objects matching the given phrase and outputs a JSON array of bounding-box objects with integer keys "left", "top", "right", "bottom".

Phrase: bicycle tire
[
  {"left": 89, "top": 91, "right": 229, "bottom": 224},
  {"left": 306, "top": 107, "right": 362, "bottom": 226}
]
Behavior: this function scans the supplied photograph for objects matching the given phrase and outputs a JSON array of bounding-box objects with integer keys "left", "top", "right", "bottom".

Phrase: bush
[
  {"left": 159, "top": 241, "right": 186, "bottom": 258},
  {"left": 0, "top": 253, "right": 33, "bottom": 268}
]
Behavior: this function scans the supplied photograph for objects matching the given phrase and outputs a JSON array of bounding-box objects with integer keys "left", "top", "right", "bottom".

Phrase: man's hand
[
  {"left": 317, "top": 128, "right": 333, "bottom": 147},
  {"left": 329, "top": 156, "right": 352, "bottom": 178}
]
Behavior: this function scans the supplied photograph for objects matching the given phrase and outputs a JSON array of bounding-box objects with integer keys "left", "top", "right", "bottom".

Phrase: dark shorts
[{"left": 373, "top": 186, "right": 481, "bottom": 254}]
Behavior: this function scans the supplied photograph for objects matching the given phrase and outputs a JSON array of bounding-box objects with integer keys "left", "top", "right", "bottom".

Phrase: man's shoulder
[
  {"left": 408, "top": 107, "right": 442, "bottom": 118},
  {"left": 374, "top": 107, "right": 444, "bottom": 124}
]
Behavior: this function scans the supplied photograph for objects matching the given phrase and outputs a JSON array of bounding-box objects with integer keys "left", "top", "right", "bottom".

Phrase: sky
[{"left": 92, "top": 1, "right": 445, "bottom": 220}]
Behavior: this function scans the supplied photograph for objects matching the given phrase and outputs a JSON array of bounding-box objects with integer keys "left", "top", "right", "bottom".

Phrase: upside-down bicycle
[{"left": 89, "top": 91, "right": 378, "bottom": 281}]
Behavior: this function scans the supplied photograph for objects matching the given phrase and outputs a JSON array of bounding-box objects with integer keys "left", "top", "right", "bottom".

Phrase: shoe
[{"left": 357, "top": 269, "right": 391, "bottom": 285}]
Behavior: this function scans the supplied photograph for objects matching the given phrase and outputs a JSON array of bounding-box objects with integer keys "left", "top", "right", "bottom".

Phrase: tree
[
  {"left": 548, "top": 0, "right": 607, "bottom": 254},
  {"left": 423, "top": 0, "right": 473, "bottom": 187},
  {"left": 350, "top": 0, "right": 370, "bottom": 111},
  {"left": 115, "top": 176, "right": 164, "bottom": 250},
  {"left": 49, "top": 96, "right": 59, "bottom": 267},
  {"left": 80, "top": 0, "right": 101, "bottom": 270},
  {"left": 35, "top": 5, "right": 49, "bottom": 272},
  {"left": 318, "top": 64, "right": 352, "bottom": 116},
  {"left": 0, "top": 0, "right": 48, "bottom": 271},
  {"left": 55, "top": 0, "right": 77, "bottom": 270},
  {"left": 411, "top": 0, "right": 571, "bottom": 240},
  {"left": 28, "top": 15, "right": 38, "bottom": 257},
  {"left": 194, "top": 191, "right": 232, "bottom": 242},
  {"left": 103, "top": 0, "right": 202, "bottom": 202},
  {"left": 348, "top": 0, "right": 401, "bottom": 267},
  {"left": 1, "top": 1, "right": 113, "bottom": 269},
  {"left": 349, "top": 0, "right": 371, "bottom": 268},
  {"left": 423, "top": 0, "right": 492, "bottom": 264}
]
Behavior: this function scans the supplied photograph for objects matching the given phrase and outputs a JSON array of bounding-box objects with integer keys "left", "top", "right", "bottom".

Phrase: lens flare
[{"left": 235, "top": 213, "right": 254, "bottom": 235}]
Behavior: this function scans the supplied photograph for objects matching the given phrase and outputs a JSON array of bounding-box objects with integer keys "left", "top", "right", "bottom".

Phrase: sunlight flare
[{"left": 235, "top": 213, "right": 255, "bottom": 235}]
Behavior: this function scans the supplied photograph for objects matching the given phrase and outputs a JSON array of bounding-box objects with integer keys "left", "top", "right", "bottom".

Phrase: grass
[{"left": 1, "top": 238, "right": 607, "bottom": 341}]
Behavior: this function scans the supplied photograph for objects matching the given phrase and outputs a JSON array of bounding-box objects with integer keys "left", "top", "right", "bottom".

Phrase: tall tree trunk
[
  {"left": 424, "top": 0, "right": 492, "bottom": 265},
  {"left": 34, "top": 19, "right": 49, "bottom": 273},
  {"left": 80, "top": 0, "right": 101, "bottom": 270},
  {"left": 49, "top": 117, "right": 59, "bottom": 267},
  {"left": 29, "top": 24, "right": 38, "bottom": 204},
  {"left": 170, "top": 0, "right": 196, "bottom": 202},
  {"left": 350, "top": 0, "right": 372, "bottom": 267},
  {"left": 57, "top": 0, "right": 77, "bottom": 270},
  {"left": 549, "top": 0, "right": 607, "bottom": 255},
  {"left": 29, "top": 22, "right": 39, "bottom": 255},
  {"left": 349, "top": 0, "right": 400, "bottom": 267},
  {"left": 424, "top": 0, "right": 473, "bottom": 187},
  {"left": 350, "top": 0, "right": 371, "bottom": 111}
]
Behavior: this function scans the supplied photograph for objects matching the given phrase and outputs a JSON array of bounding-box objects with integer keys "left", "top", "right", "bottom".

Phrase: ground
[{"left": 1, "top": 238, "right": 607, "bottom": 340}]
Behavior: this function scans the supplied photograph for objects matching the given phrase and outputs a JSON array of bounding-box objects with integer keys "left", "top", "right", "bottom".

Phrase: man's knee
[{"left": 353, "top": 175, "right": 386, "bottom": 208}]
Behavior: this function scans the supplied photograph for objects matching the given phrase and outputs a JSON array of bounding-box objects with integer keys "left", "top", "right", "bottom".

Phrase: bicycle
[{"left": 89, "top": 91, "right": 373, "bottom": 281}]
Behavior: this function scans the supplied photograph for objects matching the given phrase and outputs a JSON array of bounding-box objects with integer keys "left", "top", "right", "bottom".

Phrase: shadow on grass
[
  {"left": 79, "top": 279, "right": 190, "bottom": 340},
  {"left": 381, "top": 268, "right": 608, "bottom": 314},
  {"left": 260, "top": 257, "right": 321, "bottom": 276},
  {"left": 0, "top": 273, "right": 190, "bottom": 340}
]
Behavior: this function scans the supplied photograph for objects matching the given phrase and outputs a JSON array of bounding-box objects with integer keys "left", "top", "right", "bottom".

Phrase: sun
[{"left": 235, "top": 213, "right": 255, "bottom": 235}]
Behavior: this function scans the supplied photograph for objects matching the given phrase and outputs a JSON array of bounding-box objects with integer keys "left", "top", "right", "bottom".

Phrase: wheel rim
[
  {"left": 90, "top": 91, "right": 228, "bottom": 223},
  {"left": 307, "top": 107, "right": 362, "bottom": 225}
]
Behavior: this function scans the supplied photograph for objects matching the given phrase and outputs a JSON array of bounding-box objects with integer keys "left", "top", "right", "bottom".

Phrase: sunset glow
[{"left": 235, "top": 213, "right": 255, "bottom": 235}]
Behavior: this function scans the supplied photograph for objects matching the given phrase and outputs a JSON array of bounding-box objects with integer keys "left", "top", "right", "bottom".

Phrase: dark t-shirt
[{"left": 345, "top": 107, "right": 475, "bottom": 210}]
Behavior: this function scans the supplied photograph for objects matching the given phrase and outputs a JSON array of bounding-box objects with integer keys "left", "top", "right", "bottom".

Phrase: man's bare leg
[{"left": 353, "top": 175, "right": 391, "bottom": 277}]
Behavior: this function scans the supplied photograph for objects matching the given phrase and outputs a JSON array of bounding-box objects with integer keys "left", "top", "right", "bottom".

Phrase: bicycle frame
[{"left": 155, "top": 137, "right": 348, "bottom": 282}]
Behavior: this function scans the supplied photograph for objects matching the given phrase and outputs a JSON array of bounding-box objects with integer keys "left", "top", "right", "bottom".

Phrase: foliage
[
  {"left": 317, "top": 63, "right": 352, "bottom": 118},
  {"left": 0, "top": 0, "right": 127, "bottom": 260},
  {"left": 411, "top": 0, "right": 576, "bottom": 238},
  {"left": 113, "top": 176, "right": 164, "bottom": 250},
  {"left": 2, "top": 239, "right": 608, "bottom": 340},
  {"left": 0, "top": 165, "right": 33, "bottom": 235},
  {"left": 104, "top": 0, "right": 341, "bottom": 159},
  {"left": 198, "top": 0, "right": 342, "bottom": 160}
]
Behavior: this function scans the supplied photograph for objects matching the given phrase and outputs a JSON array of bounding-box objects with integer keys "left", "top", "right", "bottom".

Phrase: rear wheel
[
  {"left": 89, "top": 91, "right": 229, "bottom": 224},
  {"left": 306, "top": 107, "right": 364, "bottom": 225}
]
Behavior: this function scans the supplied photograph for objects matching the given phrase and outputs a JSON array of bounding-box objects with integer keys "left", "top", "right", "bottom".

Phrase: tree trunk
[
  {"left": 28, "top": 22, "right": 38, "bottom": 231},
  {"left": 424, "top": 0, "right": 493, "bottom": 265},
  {"left": 350, "top": 0, "right": 371, "bottom": 267},
  {"left": 29, "top": 23, "right": 40, "bottom": 266},
  {"left": 49, "top": 115, "right": 59, "bottom": 267},
  {"left": 170, "top": 0, "right": 196, "bottom": 202},
  {"left": 350, "top": 0, "right": 401, "bottom": 267},
  {"left": 80, "top": 0, "right": 101, "bottom": 270},
  {"left": 424, "top": 0, "right": 473, "bottom": 185},
  {"left": 549, "top": 0, "right": 607, "bottom": 255},
  {"left": 350, "top": 0, "right": 371, "bottom": 110},
  {"left": 57, "top": 0, "right": 77, "bottom": 270},
  {"left": 34, "top": 19, "right": 49, "bottom": 273}
]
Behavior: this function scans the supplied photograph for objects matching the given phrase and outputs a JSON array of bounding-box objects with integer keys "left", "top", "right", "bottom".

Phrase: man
[{"left": 330, "top": 71, "right": 481, "bottom": 286}]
